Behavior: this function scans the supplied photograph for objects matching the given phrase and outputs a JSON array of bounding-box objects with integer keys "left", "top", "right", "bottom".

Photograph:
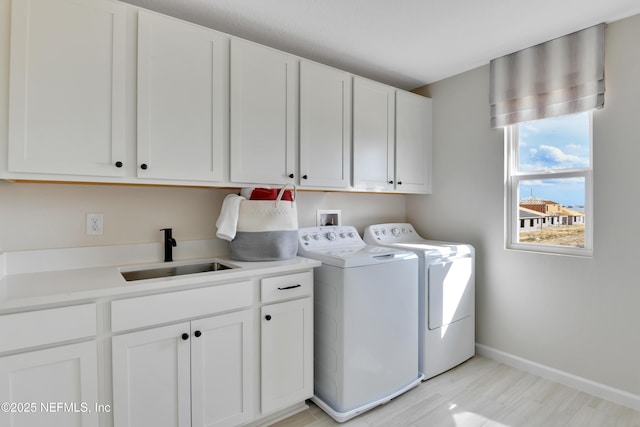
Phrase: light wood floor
[{"left": 271, "top": 356, "right": 640, "bottom": 427}]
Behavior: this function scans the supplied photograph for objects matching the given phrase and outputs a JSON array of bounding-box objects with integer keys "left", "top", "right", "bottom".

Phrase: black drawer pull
[{"left": 277, "top": 284, "right": 302, "bottom": 290}]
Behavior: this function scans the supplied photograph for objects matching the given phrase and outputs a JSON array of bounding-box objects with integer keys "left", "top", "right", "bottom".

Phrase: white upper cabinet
[
  {"left": 299, "top": 61, "right": 351, "bottom": 189},
  {"left": 229, "top": 38, "right": 297, "bottom": 185},
  {"left": 4, "top": 0, "right": 431, "bottom": 192},
  {"left": 353, "top": 78, "right": 432, "bottom": 194},
  {"left": 137, "top": 11, "right": 227, "bottom": 182},
  {"left": 395, "top": 90, "right": 432, "bottom": 193},
  {"left": 8, "top": 0, "right": 127, "bottom": 177},
  {"left": 352, "top": 78, "right": 395, "bottom": 191}
]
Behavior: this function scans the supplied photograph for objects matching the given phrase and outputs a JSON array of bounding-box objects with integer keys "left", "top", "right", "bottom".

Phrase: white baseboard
[{"left": 476, "top": 343, "right": 640, "bottom": 412}]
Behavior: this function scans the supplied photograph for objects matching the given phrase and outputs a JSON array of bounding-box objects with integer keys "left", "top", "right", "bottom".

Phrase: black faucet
[{"left": 160, "top": 228, "right": 177, "bottom": 262}]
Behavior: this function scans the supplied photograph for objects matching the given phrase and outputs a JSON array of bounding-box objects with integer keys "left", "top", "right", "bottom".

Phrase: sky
[{"left": 517, "top": 112, "right": 590, "bottom": 206}]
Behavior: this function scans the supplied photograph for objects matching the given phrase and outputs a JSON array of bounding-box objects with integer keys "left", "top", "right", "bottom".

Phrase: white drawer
[
  {"left": 261, "top": 271, "right": 312, "bottom": 304},
  {"left": 111, "top": 281, "right": 253, "bottom": 333},
  {"left": 0, "top": 303, "right": 96, "bottom": 354}
]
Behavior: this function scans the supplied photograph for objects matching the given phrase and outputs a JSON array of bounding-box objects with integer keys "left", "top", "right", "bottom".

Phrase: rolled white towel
[
  {"left": 215, "top": 194, "right": 246, "bottom": 241},
  {"left": 239, "top": 187, "right": 255, "bottom": 199}
]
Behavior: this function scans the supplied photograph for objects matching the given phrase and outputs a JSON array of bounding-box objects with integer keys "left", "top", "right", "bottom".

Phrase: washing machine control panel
[
  {"left": 363, "top": 223, "right": 419, "bottom": 243},
  {"left": 298, "top": 226, "right": 363, "bottom": 250}
]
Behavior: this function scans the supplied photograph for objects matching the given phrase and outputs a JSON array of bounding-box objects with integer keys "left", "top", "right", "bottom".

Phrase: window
[{"left": 505, "top": 111, "right": 593, "bottom": 256}]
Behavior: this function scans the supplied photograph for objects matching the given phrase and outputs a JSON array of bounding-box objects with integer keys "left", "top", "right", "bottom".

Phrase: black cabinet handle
[
  {"left": 194, "top": 330, "right": 202, "bottom": 338},
  {"left": 265, "top": 315, "right": 272, "bottom": 321},
  {"left": 398, "top": 181, "right": 403, "bottom": 185},
  {"left": 302, "top": 175, "right": 308, "bottom": 180},
  {"left": 115, "top": 161, "right": 123, "bottom": 168},
  {"left": 181, "top": 333, "right": 189, "bottom": 340},
  {"left": 388, "top": 180, "right": 394, "bottom": 184},
  {"left": 277, "top": 284, "right": 301, "bottom": 290},
  {"left": 288, "top": 173, "right": 294, "bottom": 179},
  {"left": 140, "top": 163, "right": 148, "bottom": 170}
]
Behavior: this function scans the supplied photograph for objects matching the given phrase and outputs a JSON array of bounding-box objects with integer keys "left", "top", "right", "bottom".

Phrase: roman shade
[{"left": 490, "top": 23, "right": 605, "bottom": 128}]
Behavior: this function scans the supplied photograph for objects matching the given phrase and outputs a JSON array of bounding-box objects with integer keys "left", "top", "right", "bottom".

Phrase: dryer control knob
[
  {"left": 313, "top": 233, "right": 321, "bottom": 240},
  {"left": 348, "top": 232, "right": 356, "bottom": 238},
  {"left": 391, "top": 228, "right": 400, "bottom": 236},
  {"left": 302, "top": 234, "right": 310, "bottom": 241},
  {"left": 326, "top": 232, "right": 337, "bottom": 241},
  {"left": 339, "top": 232, "right": 347, "bottom": 239}
]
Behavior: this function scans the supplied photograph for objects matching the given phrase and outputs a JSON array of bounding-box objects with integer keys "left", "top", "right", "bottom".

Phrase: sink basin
[{"left": 121, "top": 262, "right": 236, "bottom": 282}]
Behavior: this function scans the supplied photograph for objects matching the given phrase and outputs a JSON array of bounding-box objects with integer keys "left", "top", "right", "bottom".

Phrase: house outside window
[{"left": 505, "top": 111, "right": 593, "bottom": 256}]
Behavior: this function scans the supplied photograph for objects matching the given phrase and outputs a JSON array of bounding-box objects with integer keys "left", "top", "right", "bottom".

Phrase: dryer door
[{"left": 428, "top": 257, "right": 474, "bottom": 330}]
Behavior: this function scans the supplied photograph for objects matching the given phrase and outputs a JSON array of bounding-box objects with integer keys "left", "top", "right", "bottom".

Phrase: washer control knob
[
  {"left": 302, "top": 234, "right": 310, "bottom": 241},
  {"left": 312, "top": 233, "right": 321, "bottom": 240},
  {"left": 326, "top": 232, "right": 337, "bottom": 241},
  {"left": 391, "top": 228, "right": 400, "bottom": 237},
  {"left": 381, "top": 229, "right": 387, "bottom": 235},
  {"left": 339, "top": 232, "right": 347, "bottom": 239},
  {"left": 374, "top": 230, "right": 380, "bottom": 236},
  {"left": 348, "top": 232, "right": 356, "bottom": 238}
]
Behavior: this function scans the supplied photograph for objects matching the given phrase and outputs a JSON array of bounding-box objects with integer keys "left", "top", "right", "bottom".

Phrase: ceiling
[{"left": 121, "top": 0, "right": 640, "bottom": 90}]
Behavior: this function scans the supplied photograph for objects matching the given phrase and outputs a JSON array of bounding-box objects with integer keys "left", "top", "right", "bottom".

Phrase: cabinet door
[
  {"left": 352, "top": 78, "right": 395, "bottom": 191},
  {"left": 299, "top": 61, "right": 351, "bottom": 188},
  {"left": 0, "top": 341, "right": 99, "bottom": 427},
  {"left": 261, "top": 298, "right": 313, "bottom": 414},
  {"left": 191, "top": 310, "right": 253, "bottom": 427},
  {"left": 395, "top": 91, "right": 432, "bottom": 193},
  {"left": 137, "top": 11, "right": 227, "bottom": 182},
  {"left": 230, "top": 38, "right": 297, "bottom": 184},
  {"left": 8, "top": 0, "right": 127, "bottom": 177},
  {"left": 112, "top": 322, "right": 191, "bottom": 427}
]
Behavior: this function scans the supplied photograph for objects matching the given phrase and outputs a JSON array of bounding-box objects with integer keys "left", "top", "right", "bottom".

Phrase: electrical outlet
[{"left": 86, "top": 213, "right": 104, "bottom": 235}]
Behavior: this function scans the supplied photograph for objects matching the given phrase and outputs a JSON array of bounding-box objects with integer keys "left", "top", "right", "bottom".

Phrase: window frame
[{"left": 504, "top": 112, "right": 594, "bottom": 257}]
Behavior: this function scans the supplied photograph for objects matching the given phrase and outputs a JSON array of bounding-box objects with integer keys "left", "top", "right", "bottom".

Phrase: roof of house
[
  {"left": 519, "top": 196, "right": 560, "bottom": 206},
  {"left": 519, "top": 207, "right": 546, "bottom": 218},
  {"left": 560, "top": 207, "right": 585, "bottom": 216}
]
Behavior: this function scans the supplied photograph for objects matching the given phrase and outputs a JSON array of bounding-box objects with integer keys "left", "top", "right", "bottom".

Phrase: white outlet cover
[{"left": 86, "top": 213, "right": 104, "bottom": 235}]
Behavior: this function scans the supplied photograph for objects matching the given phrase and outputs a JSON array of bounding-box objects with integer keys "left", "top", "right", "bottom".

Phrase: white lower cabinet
[
  {"left": 261, "top": 298, "right": 313, "bottom": 415},
  {"left": 112, "top": 310, "right": 253, "bottom": 427},
  {"left": 0, "top": 341, "right": 99, "bottom": 427},
  {"left": 260, "top": 272, "right": 314, "bottom": 416}
]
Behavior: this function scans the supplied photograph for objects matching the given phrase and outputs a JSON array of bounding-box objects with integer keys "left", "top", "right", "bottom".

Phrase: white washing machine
[
  {"left": 298, "top": 226, "right": 424, "bottom": 423},
  {"left": 364, "top": 223, "right": 475, "bottom": 380}
]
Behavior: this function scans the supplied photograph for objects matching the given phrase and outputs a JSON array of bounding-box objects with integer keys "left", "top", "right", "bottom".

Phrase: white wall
[
  {"left": 408, "top": 15, "right": 640, "bottom": 397},
  {"left": 0, "top": 181, "right": 406, "bottom": 253}
]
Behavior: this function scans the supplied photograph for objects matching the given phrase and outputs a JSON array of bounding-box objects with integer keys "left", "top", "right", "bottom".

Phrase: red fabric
[{"left": 249, "top": 188, "right": 294, "bottom": 201}]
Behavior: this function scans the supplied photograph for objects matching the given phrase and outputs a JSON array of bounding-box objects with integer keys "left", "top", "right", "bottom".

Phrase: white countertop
[{"left": 0, "top": 242, "right": 320, "bottom": 313}]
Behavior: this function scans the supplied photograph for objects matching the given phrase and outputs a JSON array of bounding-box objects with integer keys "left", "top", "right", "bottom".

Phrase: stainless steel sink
[{"left": 121, "top": 262, "right": 236, "bottom": 282}]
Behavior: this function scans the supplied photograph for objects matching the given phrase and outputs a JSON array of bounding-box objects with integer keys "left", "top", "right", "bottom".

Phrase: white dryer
[
  {"left": 298, "top": 226, "right": 424, "bottom": 423},
  {"left": 364, "top": 223, "right": 475, "bottom": 380}
]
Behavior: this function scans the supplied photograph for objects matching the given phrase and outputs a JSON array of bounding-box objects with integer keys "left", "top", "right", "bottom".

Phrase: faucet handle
[{"left": 160, "top": 228, "right": 176, "bottom": 244}]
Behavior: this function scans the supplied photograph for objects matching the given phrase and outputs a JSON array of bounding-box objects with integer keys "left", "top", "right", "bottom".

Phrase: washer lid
[
  {"left": 297, "top": 225, "right": 417, "bottom": 267},
  {"left": 301, "top": 244, "right": 416, "bottom": 268}
]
